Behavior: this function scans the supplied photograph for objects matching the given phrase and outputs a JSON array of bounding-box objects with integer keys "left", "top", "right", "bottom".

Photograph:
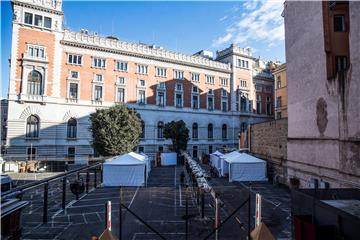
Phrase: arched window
[
  {"left": 26, "top": 115, "right": 39, "bottom": 138},
  {"left": 157, "top": 121, "right": 164, "bottom": 139},
  {"left": 140, "top": 121, "right": 145, "bottom": 139},
  {"left": 67, "top": 118, "right": 77, "bottom": 138},
  {"left": 222, "top": 124, "right": 227, "bottom": 139},
  {"left": 27, "top": 70, "right": 42, "bottom": 95},
  {"left": 208, "top": 123, "right": 213, "bottom": 139},
  {"left": 192, "top": 123, "right": 198, "bottom": 139}
]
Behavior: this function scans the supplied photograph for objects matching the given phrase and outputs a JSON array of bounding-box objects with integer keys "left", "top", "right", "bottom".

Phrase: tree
[
  {"left": 163, "top": 120, "right": 189, "bottom": 153},
  {"left": 89, "top": 105, "right": 142, "bottom": 156}
]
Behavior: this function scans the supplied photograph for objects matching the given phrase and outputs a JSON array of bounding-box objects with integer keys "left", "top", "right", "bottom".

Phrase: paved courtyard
[{"left": 19, "top": 165, "right": 292, "bottom": 240}]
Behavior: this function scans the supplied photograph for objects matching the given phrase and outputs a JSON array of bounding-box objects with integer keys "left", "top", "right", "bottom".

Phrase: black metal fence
[{"left": 2, "top": 162, "right": 103, "bottom": 225}]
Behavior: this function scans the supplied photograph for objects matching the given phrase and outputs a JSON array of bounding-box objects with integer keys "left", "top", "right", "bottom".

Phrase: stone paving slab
[{"left": 19, "top": 164, "right": 292, "bottom": 240}]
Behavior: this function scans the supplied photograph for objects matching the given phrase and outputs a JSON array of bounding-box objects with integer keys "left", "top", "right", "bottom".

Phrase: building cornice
[
  {"left": 12, "top": 0, "right": 63, "bottom": 15},
  {"left": 216, "top": 45, "right": 256, "bottom": 61},
  {"left": 61, "top": 30, "right": 231, "bottom": 73}
]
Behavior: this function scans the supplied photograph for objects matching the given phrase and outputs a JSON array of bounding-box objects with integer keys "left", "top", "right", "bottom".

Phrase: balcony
[
  {"left": 23, "top": 53, "right": 48, "bottom": 63},
  {"left": 19, "top": 94, "right": 47, "bottom": 104}
]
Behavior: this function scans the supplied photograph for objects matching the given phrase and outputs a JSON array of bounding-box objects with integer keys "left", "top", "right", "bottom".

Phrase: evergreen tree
[
  {"left": 89, "top": 105, "right": 142, "bottom": 156},
  {"left": 163, "top": 120, "right": 189, "bottom": 153}
]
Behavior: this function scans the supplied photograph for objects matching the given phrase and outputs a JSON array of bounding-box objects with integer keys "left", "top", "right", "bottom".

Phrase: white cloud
[
  {"left": 213, "top": 0, "right": 284, "bottom": 50},
  {"left": 212, "top": 33, "right": 233, "bottom": 46},
  {"left": 219, "top": 15, "right": 228, "bottom": 21}
]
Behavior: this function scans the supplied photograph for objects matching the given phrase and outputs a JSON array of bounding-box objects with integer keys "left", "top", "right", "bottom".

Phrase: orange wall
[{"left": 17, "top": 28, "right": 55, "bottom": 95}]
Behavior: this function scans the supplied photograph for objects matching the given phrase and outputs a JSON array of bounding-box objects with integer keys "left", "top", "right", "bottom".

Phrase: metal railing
[{"left": 1, "top": 161, "right": 103, "bottom": 224}]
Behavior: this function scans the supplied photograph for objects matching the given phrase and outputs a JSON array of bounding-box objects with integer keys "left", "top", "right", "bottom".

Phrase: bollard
[
  {"left": 86, "top": 171, "right": 90, "bottom": 193},
  {"left": 104, "top": 201, "right": 112, "bottom": 231},
  {"left": 201, "top": 191, "right": 205, "bottom": 219},
  {"left": 248, "top": 184, "right": 251, "bottom": 240},
  {"left": 215, "top": 194, "right": 220, "bottom": 240},
  {"left": 94, "top": 170, "right": 97, "bottom": 188},
  {"left": 62, "top": 177, "right": 66, "bottom": 209},
  {"left": 185, "top": 185, "right": 189, "bottom": 240},
  {"left": 119, "top": 187, "right": 123, "bottom": 240},
  {"left": 43, "top": 182, "right": 49, "bottom": 223}
]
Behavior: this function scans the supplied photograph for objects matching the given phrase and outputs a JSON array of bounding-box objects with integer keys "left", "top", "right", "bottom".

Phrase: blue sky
[{"left": 0, "top": 0, "right": 285, "bottom": 98}]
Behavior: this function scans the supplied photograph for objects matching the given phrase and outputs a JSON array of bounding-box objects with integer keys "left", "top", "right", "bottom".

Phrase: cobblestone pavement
[{"left": 19, "top": 165, "right": 292, "bottom": 240}]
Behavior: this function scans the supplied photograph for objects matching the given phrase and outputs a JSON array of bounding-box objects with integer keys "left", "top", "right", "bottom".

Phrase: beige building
[
  {"left": 284, "top": 1, "right": 359, "bottom": 188},
  {"left": 272, "top": 64, "right": 287, "bottom": 120}
]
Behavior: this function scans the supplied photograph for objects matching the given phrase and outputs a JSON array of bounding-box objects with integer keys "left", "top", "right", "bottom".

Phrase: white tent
[
  {"left": 220, "top": 151, "right": 267, "bottom": 182},
  {"left": 103, "top": 152, "right": 150, "bottom": 187},
  {"left": 161, "top": 152, "right": 177, "bottom": 166},
  {"left": 219, "top": 151, "right": 240, "bottom": 177},
  {"left": 210, "top": 151, "right": 223, "bottom": 172}
]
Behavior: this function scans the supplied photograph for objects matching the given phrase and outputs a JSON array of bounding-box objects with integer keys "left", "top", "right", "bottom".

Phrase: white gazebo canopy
[
  {"left": 220, "top": 151, "right": 267, "bottom": 182},
  {"left": 103, "top": 152, "right": 150, "bottom": 187}
]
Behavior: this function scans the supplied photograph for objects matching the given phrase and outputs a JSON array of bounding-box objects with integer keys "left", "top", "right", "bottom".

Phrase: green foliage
[
  {"left": 89, "top": 105, "right": 142, "bottom": 156},
  {"left": 163, "top": 120, "right": 189, "bottom": 153}
]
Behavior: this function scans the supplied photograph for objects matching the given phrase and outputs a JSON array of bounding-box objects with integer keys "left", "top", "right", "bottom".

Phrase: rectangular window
[
  {"left": 67, "top": 147, "right": 75, "bottom": 164},
  {"left": 175, "top": 93, "right": 183, "bottom": 107},
  {"left": 139, "top": 80, "right": 146, "bottom": 87},
  {"left": 94, "top": 86, "right": 103, "bottom": 101},
  {"left": 156, "top": 67, "right": 167, "bottom": 77},
  {"left": 192, "top": 95, "right": 199, "bottom": 109},
  {"left": 157, "top": 92, "right": 165, "bottom": 106},
  {"left": 117, "top": 88, "right": 125, "bottom": 103},
  {"left": 335, "top": 56, "right": 347, "bottom": 73},
  {"left": 34, "top": 15, "right": 43, "bottom": 27},
  {"left": 70, "top": 71, "right": 79, "bottom": 79},
  {"left": 174, "top": 70, "right": 184, "bottom": 80},
  {"left": 28, "top": 45, "right": 45, "bottom": 58},
  {"left": 207, "top": 96, "right": 213, "bottom": 110},
  {"left": 69, "top": 83, "right": 78, "bottom": 99},
  {"left": 277, "top": 96, "right": 282, "bottom": 108},
  {"left": 24, "top": 12, "right": 33, "bottom": 25},
  {"left": 176, "top": 84, "right": 183, "bottom": 91},
  {"left": 191, "top": 72, "right": 200, "bottom": 81},
  {"left": 117, "top": 77, "right": 125, "bottom": 85},
  {"left": 221, "top": 89, "right": 227, "bottom": 97},
  {"left": 138, "top": 90, "right": 146, "bottom": 104},
  {"left": 136, "top": 64, "right": 148, "bottom": 74},
  {"left": 92, "top": 57, "right": 106, "bottom": 68},
  {"left": 27, "top": 147, "right": 36, "bottom": 160},
  {"left": 222, "top": 101, "right": 228, "bottom": 112},
  {"left": 158, "top": 82, "right": 165, "bottom": 89},
  {"left": 240, "top": 80, "right": 247, "bottom": 88},
  {"left": 334, "top": 15, "right": 345, "bottom": 32},
  {"left": 192, "top": 86, "right": 198, "bottom": 93},
  {"left": 44, "top": 17, "right": 52, "bottom": 28},
  {"left": 206, "top": 75, "right": 215, "bottom": 84},
  {"left": 94, "top": 74, "right": 103, "bottom": 82},
  {"left": 116, "top": 61, "right": 128, "bottom": 71},
  {"left": 220, "top": 78, "right": 228, "bottom": 86},
  {"left": 68, "top": 54, "right": 82, "bottom": 65}
]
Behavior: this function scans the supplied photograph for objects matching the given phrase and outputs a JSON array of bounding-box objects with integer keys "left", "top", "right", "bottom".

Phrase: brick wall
[{"left": 249, "top": 118, "right": 288, "bottom": 183}]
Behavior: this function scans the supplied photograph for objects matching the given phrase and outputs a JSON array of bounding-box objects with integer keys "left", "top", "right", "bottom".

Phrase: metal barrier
[
  {"left": 182, "top": 151, "right": 252, "bottom": 240},
  {"left": 1, "top": 162, "right": 103, "bottom": 224}
]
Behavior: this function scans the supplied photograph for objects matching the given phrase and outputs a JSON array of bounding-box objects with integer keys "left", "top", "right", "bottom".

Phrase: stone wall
[{"left": 249, "top": 118, "right": 288, "bottom": 183}]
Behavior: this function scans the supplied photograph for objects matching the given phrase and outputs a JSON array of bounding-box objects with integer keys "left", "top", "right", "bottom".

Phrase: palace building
[{"left": 5, "top": 0, "right": 275, "bottom": 162}]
